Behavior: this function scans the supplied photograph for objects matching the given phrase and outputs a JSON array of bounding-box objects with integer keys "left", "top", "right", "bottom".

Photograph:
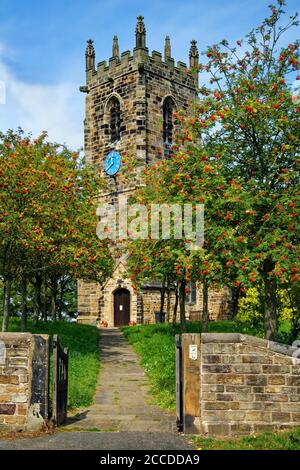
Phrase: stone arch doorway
[{"left": 114, "top": 288, "right": 130, "bottom": 326}]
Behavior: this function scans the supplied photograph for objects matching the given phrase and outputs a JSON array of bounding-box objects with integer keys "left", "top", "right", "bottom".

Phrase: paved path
[
  {"left": 65, "top": 328, "right": 176, "bottom": 432},
  {"left": 0, "top": 329, "right": 193, "bottom": 450}
]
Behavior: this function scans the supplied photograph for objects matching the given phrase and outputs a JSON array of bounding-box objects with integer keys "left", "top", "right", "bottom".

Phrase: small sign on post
[{"left": 189, "top": 344, "right": 198, "bottom": 361}]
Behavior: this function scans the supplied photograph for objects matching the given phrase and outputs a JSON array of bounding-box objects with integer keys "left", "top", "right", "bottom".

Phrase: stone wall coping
[
  {"left": 199, "top": 333, "right": 300, "bottom": 362},
  {"left": 0, "top": 332, "right": 49, "bottom": 340},
  {"left": 37, "top": 334, "right": 50, "bottom": 340},
  {"left": 201, "top": 333, "right": 241, "bottom": 344},
  {"left": 0, "top": 332, "right": 33, "bottom": 340},
  {"left": 0, "top": 332, "right": 50, "bottom": 349}
]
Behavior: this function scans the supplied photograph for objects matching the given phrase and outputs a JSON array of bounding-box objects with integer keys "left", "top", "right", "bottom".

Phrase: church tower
[
  {"left": 80, "top": 16, "right": 198, "bottom": 168},
  {"left": 77, "top": 17, "right": 202, "bottom": 326}
]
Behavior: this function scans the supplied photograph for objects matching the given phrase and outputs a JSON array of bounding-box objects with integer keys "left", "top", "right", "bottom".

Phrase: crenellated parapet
[{"left": 81, "top": 16, "right": 199, "bottom": 92}]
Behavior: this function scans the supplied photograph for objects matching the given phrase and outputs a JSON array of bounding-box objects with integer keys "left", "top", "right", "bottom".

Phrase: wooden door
[{"left": 114, "top": 288, "right": 130, "bottom": 326}]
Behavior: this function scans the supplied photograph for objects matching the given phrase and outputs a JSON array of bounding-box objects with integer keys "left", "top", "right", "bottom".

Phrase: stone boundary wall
[
  {"left": 0, "top": 333, "right": 50, "bottom": 432},
  {"left": 181, "top": 333, "right": 300, "bottom": 437}
]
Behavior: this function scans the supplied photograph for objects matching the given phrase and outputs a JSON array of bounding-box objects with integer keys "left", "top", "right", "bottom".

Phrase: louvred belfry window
[
  {"left": 110, "top": 98, "right": 121, "bottom": 143},
  {"left": 163, "top": 97, "right": 174, "bottom": 157}
]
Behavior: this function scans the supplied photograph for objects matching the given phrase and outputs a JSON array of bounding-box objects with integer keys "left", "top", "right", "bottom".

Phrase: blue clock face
[{"left": 103, "top": 150, "right": 121, "bottom": 176}]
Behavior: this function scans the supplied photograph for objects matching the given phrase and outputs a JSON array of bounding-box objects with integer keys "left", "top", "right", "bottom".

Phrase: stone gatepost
[{"left": 0, "top": 333, "right": 50, "bottom": 432}]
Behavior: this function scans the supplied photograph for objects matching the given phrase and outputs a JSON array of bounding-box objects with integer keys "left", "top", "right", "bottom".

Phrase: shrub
[
  {"left": 236, "top": 288, "right": 264, "bottom": 331},
  {"left": 237, "top": 287, "right": 293, "bottom": 332}
]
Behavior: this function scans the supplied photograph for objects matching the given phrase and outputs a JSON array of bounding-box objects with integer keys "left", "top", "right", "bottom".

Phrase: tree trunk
[
  {"left": 2, "top": 283, "right": 5, "bottom": 315},
  {"left": 289, "top": 286, "right": 300, "bottom": 342},
  {"left": 202, "top": 279, "right": 209, "bottom": 332},
  {"left": 173, "top": 284, "right": 179, "bottom": 325},
  {"left": 42, "top": 277, "right": 48, "bottom": 322},
  {"left": 179, "top": 279, "right": 187, "bottom": 332},
  {"left": 2, "top": 278, "right": 12, "bottom": 332},
  {"left": 166, "top": 282, "right": 171, "bottom": 323},
  {"left": 58, "top": 280, "right": 64, "bottom": 321},
  {"left": 160, "top": 279, "right": 166, "bottom": 316},
  {"left": 263, "top": 259, "right": 277, "bottom": 340},
  {"left": 231, "top": 287, "right": 240, "bottom": 317},
  {"left": 33, "top": 275, "right": 42, "bottom": 325},
  {"left": 21, "top": 275, "right": 27, "bottom": 332},
  {"left": 50, "top": 277, "right": 58, "bottom": 321},
  {"left": 51, "top": 290, "right": 57, "bottom": 321}
]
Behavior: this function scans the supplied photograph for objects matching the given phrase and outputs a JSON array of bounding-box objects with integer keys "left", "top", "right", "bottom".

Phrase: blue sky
[{"left": 0, "top": 0, "right": 299, "bottom": 149}]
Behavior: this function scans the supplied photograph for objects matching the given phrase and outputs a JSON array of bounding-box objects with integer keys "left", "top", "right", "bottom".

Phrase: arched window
[
  {"left": 108, "top": 97, "right": 121, "bottom": 143},
  {"left": 163, "top": 97, "right": 175, "bottom": 157}
]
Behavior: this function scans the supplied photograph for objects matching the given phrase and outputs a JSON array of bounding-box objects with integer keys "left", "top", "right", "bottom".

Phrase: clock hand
[{"left": 106, "top": 160, "right": 114, "bottom": 170}]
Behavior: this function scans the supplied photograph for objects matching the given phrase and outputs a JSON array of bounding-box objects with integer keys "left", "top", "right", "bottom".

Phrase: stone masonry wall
[
  {"left": 144, "top": 54, "right": 198, "bottom": 163},
  {"left": 78, "top": 277, "right": 233, "bottom": 326},
  {"left": 77, "top": 279, "right": 101, "bottom": 325},
  {"left": 142, "top": 289, "right": 175, "bottom": 324},
  {"left": 0, "top": 333, "right": 49, "bottom": 432},
  {"left": 142, "top": 285, "right": 232, "bottom": 325},
  {"left": 200, "top": 333, "right": 300, "bottom": 436},
  {"left": 83, "top": 48, "right": 198, "bottom": 167},
  {"left": 193, "top": 286, "right": 232, "bottom": 321}
]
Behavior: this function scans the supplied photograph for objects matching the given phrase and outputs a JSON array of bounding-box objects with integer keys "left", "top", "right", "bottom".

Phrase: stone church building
[{"left": 77, "top": 17, "right": 232, "bottom": 327}]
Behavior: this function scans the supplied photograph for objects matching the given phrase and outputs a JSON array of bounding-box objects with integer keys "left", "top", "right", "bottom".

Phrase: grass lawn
[
  {"left": 191, "top": 427, "right": 300, "bottom": 450},
  {"left": 4, "top": 318, "right": 100, "bottom": 410}
]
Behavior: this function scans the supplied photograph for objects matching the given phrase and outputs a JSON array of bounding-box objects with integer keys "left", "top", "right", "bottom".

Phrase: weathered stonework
[
  {"left": 0, "top": 333, "right": 49, "bottom": 432},
  {"left": 180, "top": 333, "right": 300, "bottom": 436},
  {"left": 82, "top": 43, "right": 197, "bottom": 167},
  {"left": 77, "top": 18, "right": 231, "bottom": 326},
  {"left": 190, "top": 285, "right": 232, "bottom": 322}
]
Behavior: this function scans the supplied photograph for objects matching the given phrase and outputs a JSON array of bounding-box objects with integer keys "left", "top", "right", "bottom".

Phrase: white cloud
[{"left": 0, "top": 43, "right": 84, "bottom": 150}]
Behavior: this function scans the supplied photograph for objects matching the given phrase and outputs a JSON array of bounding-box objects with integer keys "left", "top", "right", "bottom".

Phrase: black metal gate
[
  {"left": 175, "top": 335, "right": 183, "bottom": 431},
  {"left": 53, "top": 334, "right": 69, "bottom": 426}
]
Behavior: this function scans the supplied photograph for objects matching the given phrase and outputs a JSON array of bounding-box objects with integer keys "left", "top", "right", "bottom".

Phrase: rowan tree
[
  {"left": 0, "top": 129, "right": 113, "bottom": 331},
  {"left": 127, "top": 1, "right": 300, "bottom": 339},
  {"left": 191, "top": 0, "right": 300, "bottom": 340}
]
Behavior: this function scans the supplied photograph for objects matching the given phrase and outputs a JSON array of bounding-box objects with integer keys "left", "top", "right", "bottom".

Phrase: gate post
[
  {"left": 30, "top": 335, "right": 50, "bottom": 422},
  {"left": 181, "top": 333, "right": 201, "bottom": 434},
  {"left": 175, "top": 335, "right": 183, "bottom": 431}
]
